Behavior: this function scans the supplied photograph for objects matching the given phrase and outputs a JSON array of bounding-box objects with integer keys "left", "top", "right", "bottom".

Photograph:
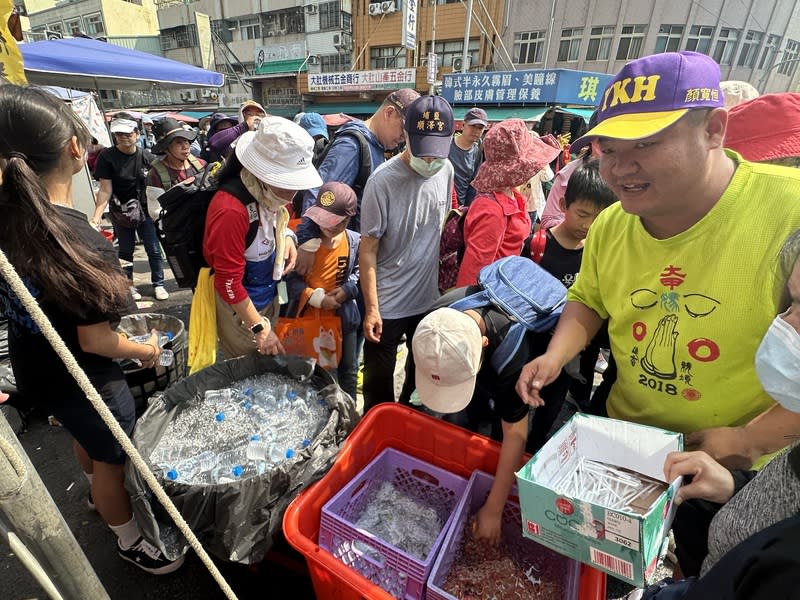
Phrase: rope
[
  {"left": 0, "top": 248, "right": 238, "bottom": 600},
  {"left": 0, "top": 435, "right": 27, "bottom": 500}
]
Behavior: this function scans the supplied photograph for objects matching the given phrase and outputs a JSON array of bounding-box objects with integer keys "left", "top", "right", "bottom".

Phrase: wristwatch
[{"left": 250, "top": 319, "right": 266, "bottom": 335}]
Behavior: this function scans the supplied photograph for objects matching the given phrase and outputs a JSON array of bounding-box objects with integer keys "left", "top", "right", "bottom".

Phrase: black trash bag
[
  {"left": 116, "top": 312, "right": 188, "bottom": 417},
  {"left": 124, "top": 353, "right": 359, "bottom": 564}
]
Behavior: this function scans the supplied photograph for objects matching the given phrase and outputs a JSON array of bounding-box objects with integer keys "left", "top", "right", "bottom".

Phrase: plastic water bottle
[
  {"left": 165, "top": 450, "right": 217, "bottom": 482},
  {"left": 205, "top": 388, "right": 235, "bottom": 405},
  {"left": 231, "top": 463, "right": 262, "bottom": 479},
  {"left": 150, "top": 443, "right": 198, "bottom": 467}
]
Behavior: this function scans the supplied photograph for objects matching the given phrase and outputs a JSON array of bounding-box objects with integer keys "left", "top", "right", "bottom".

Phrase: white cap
[
  {"left": 235, "top": 116, "right": 323, "bottom": 191},
  {"left": 110, "top": 118, "right": 137, "bottom": 134},
  {"left": 412, "top": 308, "right": 483, "bottom": 414}
]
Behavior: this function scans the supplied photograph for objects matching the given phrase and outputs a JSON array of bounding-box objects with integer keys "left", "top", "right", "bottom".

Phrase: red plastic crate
[
  {"left": 428, "top": 470, "right": 580, "bottom": 600},
  {"left": 282, "top": 403, "right": 607, "bottom": 600},
  {"left": 320, "top": 448, "right": 467, "bottom": 599}
]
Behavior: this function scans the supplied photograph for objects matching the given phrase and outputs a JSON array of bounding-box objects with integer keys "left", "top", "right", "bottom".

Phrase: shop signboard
[{"left": 442, "top": 68, "right": 613, "bottom": 106}]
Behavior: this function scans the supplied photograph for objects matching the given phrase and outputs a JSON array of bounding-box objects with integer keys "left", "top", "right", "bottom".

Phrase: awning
[
  {"left": 452, "top": 106, "right": 550, "bottom": 122},
  {"left": 303, "top": 102, "right": 380, "bottom": 116},
  {"left": 252, "top": 58, "right": 307, "bottom": 77},
  {"left": 556, "top": 107, "right": 596, "bottom": 121},
  {"left": 180, "top": 110, "right": 215, "bottom": 120}
]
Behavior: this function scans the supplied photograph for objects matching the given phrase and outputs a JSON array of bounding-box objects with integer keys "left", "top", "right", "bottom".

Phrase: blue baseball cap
[
  {"left": 297, "top": 112, "right": 329, "bottom": 140},
  {"left": 404, "top": 95, "right": 454, "bottom": 159}
]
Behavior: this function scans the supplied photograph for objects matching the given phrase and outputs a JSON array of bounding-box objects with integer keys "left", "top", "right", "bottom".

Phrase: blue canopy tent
[{"left": 19, "top": 37, "right": 224, "bottom": 90}]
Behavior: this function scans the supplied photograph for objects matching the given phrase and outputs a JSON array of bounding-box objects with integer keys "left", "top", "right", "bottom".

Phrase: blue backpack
[{"left": 449, "top": 256, "right": 568, "bottom": 374}]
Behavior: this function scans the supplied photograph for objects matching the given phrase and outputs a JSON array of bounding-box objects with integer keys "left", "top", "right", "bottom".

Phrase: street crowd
[{"left": 0, "top": 49, "right": 799, "bottom": 598}]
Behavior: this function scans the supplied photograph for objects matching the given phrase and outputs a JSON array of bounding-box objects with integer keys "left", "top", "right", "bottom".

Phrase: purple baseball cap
[
  {"left": 404, "top": 95, "right": 454, "bottom": 158},
  {"left": 576, "top": 51, "right": 724, "bottom": 143}
]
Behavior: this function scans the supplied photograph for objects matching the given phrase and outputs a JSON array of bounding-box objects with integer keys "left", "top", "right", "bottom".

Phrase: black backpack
[
  {"left": 313, "top": 128, "right": 372, "bottom": 198},
  {"left": 155, "top": 166, "right": 258, "bottom": 289}
]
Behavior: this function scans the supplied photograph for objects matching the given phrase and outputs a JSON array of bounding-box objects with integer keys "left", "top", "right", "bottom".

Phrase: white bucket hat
[
  {"left": 412, "top": 308, "right": 483, "bottom": 414},
  {"left": 235, "top": 116, "right": 322, "bottom": 190}
]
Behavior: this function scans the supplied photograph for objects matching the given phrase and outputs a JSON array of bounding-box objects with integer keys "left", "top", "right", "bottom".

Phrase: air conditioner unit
[
  {"left": 368, "top": 3, "right": 382, "bottom": 16},
  {"left": 380, "top": 1, "right": 396, "bottom": 14},
  {"left": 305, "top": 4, "right": 317, "bottom": 14},
  {"left": 452, "top": 56, "right": 471, "bottom": 71},
  {"left": 333, "top": 34, "right": 340, "bottom": 45},
  {"left": 307, "top": 55, "right": 320, "bottom": 65}
]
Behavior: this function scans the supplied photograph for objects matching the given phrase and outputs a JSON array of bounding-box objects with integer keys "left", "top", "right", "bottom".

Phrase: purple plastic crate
[
  {"left": 320, "top": 447, "right": 468, "bottom": 600},
  {"left": 427, "top": 470, "right": 581, "bottom": 600}
]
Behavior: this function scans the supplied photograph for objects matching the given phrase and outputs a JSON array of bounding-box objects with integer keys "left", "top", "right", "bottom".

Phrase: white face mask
[
  {"left": 408, "top": 154, "right": 447, "bottom": 178},
  {"left": 754, "top": 315, "right": 800, "bottom": 412}
]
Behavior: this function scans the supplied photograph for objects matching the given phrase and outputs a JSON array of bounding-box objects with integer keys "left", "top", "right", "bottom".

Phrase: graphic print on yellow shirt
[
  {"left": 628, "top": 265, "right": 721, "bottom": 400},
  {"left": 568, "top": 154, "right": 800, "bottom": 437}
]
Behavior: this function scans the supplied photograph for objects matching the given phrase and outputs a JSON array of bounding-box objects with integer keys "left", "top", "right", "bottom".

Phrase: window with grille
[
  {"left": 758, "top": 34, "right": 781, "bottom": 69},
  {"left": 321, "top": 53, "right": 351, "bottom": 72},
  {"left": 84, "top": 14, "right": 104, "bottom": 35},
  {"left": 320, "top": 1, "right": 341, "bottom": 30},
  {"left": 428, "top": 39, "right": 479, "bottom": 68},
  {"left": 778, "top": 39, "right": 799, "bottom": 76},
  {"left": 685, "top": 25, "right": 713, "bottom": 54},
  {"left": 238, "top": 17, "right": 260, "bottom": 40},
  {"left": 737, "top": 30, "right": 763, "bottom": 67},
  {"left": 586, "top": 26, "right": 614, "bottom": 61},
  {"left": 557, "top": 28, "right": 583, "bottom": 62},
  {"left": 65, "top": 18, "right": 82, "bottom": 35},
  {"left": 514, "top": 30, "right": 545, "bottom": 64},
  {"left": 616, "top": 25, "right": 645, "bottom": 61},
  {"left": 713, "top": 28, "right": 740, "bottom": 65},
  {"left": 370, "top": 46, "right": 406, "bottom": 69},
  {"left": 655, "top": 25, "right": 683, "bottom": 53},
  {"left": 212, "top": 19, "right": 233, "bottom": 43}
]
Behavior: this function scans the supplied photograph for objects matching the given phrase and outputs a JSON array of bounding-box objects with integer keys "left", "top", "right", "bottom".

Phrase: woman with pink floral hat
[{"left": 456, "top": 119, "right": 561, "bottom": 287}]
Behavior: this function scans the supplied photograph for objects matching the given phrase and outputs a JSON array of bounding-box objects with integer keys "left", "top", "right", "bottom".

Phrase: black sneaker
[
  {"left": 87, "top": 491, "right": 96, "bottom": 512},
  {"left": 118, "top": 537, "right": 185, "bottom": 575}
]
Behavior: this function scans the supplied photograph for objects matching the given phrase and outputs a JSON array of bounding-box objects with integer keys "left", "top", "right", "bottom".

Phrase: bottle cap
[
  {"left": 232, "top": 465, "right": 244, "bottom": 477},
  {"left": 286, "top": 449, "right": 295, "bottom": 459},
  {"left": 166, "top": 469, "right": 178, "bottom": 480},
  {"left": 215, "top": 412, "right": 225, "bottom": 422}
]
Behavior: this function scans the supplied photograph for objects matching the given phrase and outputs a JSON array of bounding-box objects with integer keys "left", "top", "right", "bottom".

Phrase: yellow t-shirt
[{"left": 569, "top": 154, "right": 800, "bottom": 436}]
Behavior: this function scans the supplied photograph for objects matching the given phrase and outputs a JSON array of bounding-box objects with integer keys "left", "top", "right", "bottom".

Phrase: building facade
[
  {"left": 22, "top": 0, "right": 161, "bottom": 54},
  {"left": 297, "top": 0, "right": 507, "bottom": 116},
  {"left": 154, "top": 0, "right": 355, "bottom": 115},
  {"left": 503, "top": 0, "right": 800, "bottom": 93}
]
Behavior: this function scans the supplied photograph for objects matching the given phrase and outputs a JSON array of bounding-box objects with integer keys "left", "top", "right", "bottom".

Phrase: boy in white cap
[{"left": 413, "top": 303, "right": 569, "bottom": 545}]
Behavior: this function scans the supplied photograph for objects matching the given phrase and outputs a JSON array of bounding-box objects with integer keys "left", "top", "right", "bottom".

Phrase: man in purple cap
[
  {"left": 449, "top": 106, "right": 487, "bottom": 205},
  {"left": 517, "top": 51, "right": 800, "bottom": 471},
  {"left": 360, "top": 94, "right": 455, "bottom": 412}
]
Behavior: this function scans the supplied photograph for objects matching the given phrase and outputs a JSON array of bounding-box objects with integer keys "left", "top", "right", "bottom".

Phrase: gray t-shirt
[
  {"left": 361, "top": 155, "right": 453, "bottom": 319},
  {"left": 448, "top": 139, "right": 480, "bottom": 205}
]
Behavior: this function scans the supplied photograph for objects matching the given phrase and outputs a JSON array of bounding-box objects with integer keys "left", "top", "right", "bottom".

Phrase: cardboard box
[{"left": 515, "top": 413, "right": 683, "bottom": 586}]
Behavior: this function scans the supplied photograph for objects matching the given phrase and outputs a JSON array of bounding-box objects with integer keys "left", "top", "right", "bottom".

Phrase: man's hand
[
  {"left": 294, "top": 248, "right": 316, "bottom": 277},
  {"left": 663, "top": 451, "right": 736, "bottom": 505},
  {"left": 328, "top": 287, "right": 348, "bottom": 304},
  {"left": 320, "top": 295, "right": 341, "bottom": 311},
  {"left": 685, "top": 427, "right": 756, "bottom": 470},
  {"left": 246, "top": 114, "right": 261, "bottom": 131},
  {"left": 515, "top": 353, "right": 563, "bottom": 407},
  {"left": 363, "top": 308, "right": 382, "bottom": 343},
  {"left": 472, "top": 503, "right": 503, "bottom": 546},
  {"left": 256, "top": 329, "right": 285, "bottom": 356},
  {"left": 282, "top": 237, "right": 297, "bottom": 275}
]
